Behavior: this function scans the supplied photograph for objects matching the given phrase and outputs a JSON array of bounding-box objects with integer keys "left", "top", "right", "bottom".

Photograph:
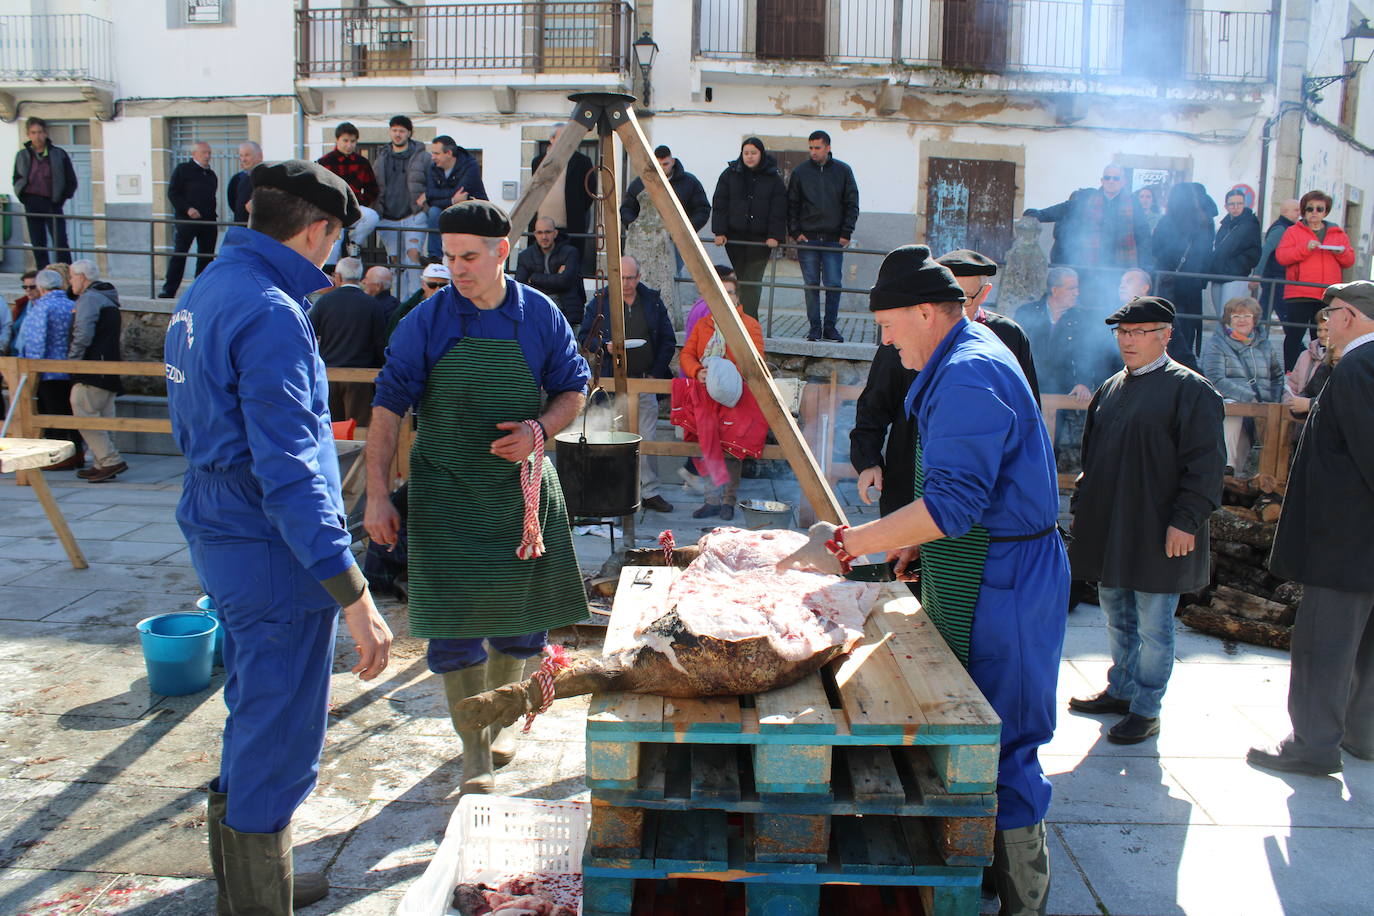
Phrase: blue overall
[
  {"left": 903, "top": 318, "right": 1070, "bottom": 830},
  {"left": 165, "top": 227, "right": 354, "bottom": 835}
]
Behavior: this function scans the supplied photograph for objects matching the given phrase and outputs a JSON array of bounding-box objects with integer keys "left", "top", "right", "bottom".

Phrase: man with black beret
[
  {"left": 783, "top": 244, "right": 1067, "bottom": 916},
  {"left": 366, "top": 199, "right": 591, "bottom": 794},
  {"left": 164, "top": 159, "right": 392, "bottom": 913},
  {"left": 1067, "top": 296, "right": 1224, "bottom": 745}
]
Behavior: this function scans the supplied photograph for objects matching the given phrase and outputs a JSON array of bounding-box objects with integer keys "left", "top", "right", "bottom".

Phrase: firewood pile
[{"left": 1180, "top": 475, "right": 1301, "bottom": 650}]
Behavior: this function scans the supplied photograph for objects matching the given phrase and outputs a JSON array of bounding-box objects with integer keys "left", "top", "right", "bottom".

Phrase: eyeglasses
[
  {"left": 1305, "top": 205, "right": 1328, "bottom": 213},
  {"left": 21, "top": 284, "right": 36, "bottom": 290},
  {"left": 424, "top": 282, "right": 445, "bottom": 290},
  {"left": 1111, "top": 326, "right": 1168, "bottom": 339},
  {"left": 1101, "top": 175, "right": 1124, "bottom": 182}
]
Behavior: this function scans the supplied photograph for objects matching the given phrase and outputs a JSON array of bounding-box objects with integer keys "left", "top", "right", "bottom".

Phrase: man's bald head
[
  {"left": 533, "top": 216, "right": 558, "bottom": 251},
  {"left": 1119, "top": 268, "right": 1152, "bottom": 303},
  {"left": 362, "top": 265, "right": 394, "bottom": 297},
  {"left": 1280, "top": 199, "right": 1301, "bottom": 222}
]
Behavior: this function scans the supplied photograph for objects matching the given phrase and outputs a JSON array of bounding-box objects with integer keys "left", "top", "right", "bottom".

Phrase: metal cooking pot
[{"left": 554, "top": 431, "right": 642, "bottom": 518}]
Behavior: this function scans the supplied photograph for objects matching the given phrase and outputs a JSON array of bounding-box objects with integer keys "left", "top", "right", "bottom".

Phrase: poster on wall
[{"left": 1131, "top": 169, "right": 1171, "bottom": 191}]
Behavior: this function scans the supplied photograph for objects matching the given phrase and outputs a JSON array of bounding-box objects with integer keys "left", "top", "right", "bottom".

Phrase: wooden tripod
[{"left": 506, "top": 92, "right": 848, "bottom": 531}]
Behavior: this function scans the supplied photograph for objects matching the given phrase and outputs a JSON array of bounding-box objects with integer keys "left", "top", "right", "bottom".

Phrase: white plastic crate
[{"left": 397, "top": 795, "right": 589, "bottom": 916}]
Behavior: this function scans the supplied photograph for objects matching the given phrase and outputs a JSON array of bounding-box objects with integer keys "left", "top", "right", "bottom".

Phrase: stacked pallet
[{"left": 581, "top": 568, "right": 1001, "bottom": 916}]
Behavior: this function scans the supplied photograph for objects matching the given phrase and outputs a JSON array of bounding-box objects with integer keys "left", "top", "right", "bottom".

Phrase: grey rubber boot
[
  {"left": 220, "top": 821, "right": 294, "bottom": 916},
  {"left": 991, "top": 820, "right": 1050, "bottom": 916},
  {"left": 487, "top": 652, "right": 528, "bottom": 768},
  {"left": 206, "top": 786, "right": 230, "bottom": 915},
  {"left": 443, "top": 663, "right": 494, "bottom": 794}
]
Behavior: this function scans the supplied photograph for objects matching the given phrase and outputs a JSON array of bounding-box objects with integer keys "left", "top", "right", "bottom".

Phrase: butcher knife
[{"left": 844, "top": 561, "right": 896, "bottom": 582}]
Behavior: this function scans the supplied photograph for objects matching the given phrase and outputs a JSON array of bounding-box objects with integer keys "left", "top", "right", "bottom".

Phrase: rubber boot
[
  {"left": 487, "top": 652, "right": 528, "bottom": 768},
  {"left": 206, "top": 786, "right": 230, "bottom": 915},
  {"left": 990, "top": 820, "right": 1050, "bottom": 916},
  {"left": 220, "top": 821, "right": 295, "bottom": 916},
  {"left": 443, "top": 663, "right": 494, "bottom": 794}
]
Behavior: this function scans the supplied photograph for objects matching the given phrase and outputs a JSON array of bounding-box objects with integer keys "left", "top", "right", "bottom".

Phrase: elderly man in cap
[
  {"left": 1067, "top": 296, "right": 1224, "bottom": 744},
  {"left": 1249, "top": 280, "right": 1374, "bottom": 776},
  {"left": 164, "top": 160, "right": 394, "bottom": 913},
  {"left": 781, "top": 245, "right": 1067, "bottom": 915},
  {"left": 850, "top": 248, "right": 1039, "bottom": 517},
  {"left": 365, "top": 200, "right": 590, "bottom": 795}
]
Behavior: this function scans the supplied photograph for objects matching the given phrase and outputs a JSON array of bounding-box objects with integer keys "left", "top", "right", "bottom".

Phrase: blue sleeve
[
  {"left": 18, "top": 301, "right": 45, "bottom": 358},
  {"left": 918, "top": 382, "right": 1016, "bottom": 539},
  {"left": 373, "top": 305, "right": 433, "bottom": 415},
  {"left": 231, "top": 302, "right": 354, "bottom": 582},
  {"left": 539, "top": 305, "right": 591, "bottom": 396},
  {"left": 460, "top": 157, "right": 487, "bottom": 201}
]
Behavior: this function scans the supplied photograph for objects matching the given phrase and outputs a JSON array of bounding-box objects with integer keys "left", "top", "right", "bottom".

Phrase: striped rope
[
  {"left": 658, "top": 529, "right": 675, "bottom": 567},
  {"left": 522, "top": 644, "right": 571, "bottom": 733},
  {"left": 516, "top": 420, "right": 546, "bottom": 560}
]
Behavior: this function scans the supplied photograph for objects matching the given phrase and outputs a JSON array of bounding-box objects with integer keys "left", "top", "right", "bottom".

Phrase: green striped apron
[
  {"left": 407, "top": 336, "right": 588, "bottom": 639},
  {"left": 912, "top": 434, "right": 990, "bottom": 667}
]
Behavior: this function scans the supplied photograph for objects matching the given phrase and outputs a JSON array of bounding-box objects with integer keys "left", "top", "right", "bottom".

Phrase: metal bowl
[{"left": 737, "top": 499, "right": 793, "bottom": 530}]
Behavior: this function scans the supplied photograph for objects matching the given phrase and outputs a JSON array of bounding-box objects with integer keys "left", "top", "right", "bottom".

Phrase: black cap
[
  {"left": 937, "top": 249, "right": 999, "bottom": 277},
  {"left": 389, "top": 114, "right": 413, "bottom": 133},
  {"left": 437, "top": 199, "right": 511, "bottom": 238},
  {"left": 869, "top": 245, "right": 965, "bottom": 312},
  {"left": 251, "top": 160, "right": 360, "bottom": 227},
  {"left": 1105, "top": 296, "right": 1176, "bottom": 325}
]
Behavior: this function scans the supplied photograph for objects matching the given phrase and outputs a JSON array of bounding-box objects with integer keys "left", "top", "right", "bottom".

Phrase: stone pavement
[{"left": 0, "top": 456, "right": 1370, "bottom": 915}]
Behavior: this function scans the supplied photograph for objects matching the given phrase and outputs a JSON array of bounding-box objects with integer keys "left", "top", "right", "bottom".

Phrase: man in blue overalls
[
  {"left": 165, "top": 160, "right": 394, "bottom": 914},
  {"left": 779, "top": 245, "right": 1068, "bottom": 916}
]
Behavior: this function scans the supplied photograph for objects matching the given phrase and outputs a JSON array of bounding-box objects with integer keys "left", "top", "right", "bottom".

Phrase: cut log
[
  {"left": 1254, "top": 473, "right": 1280, "bottom": 494},
  {"left": 1180, "top": 605, "right": 1291, "bottom": 650},
  {"left": 1214, "top": 541, "right": 1262, "bottom": 563},
  {"left": 1221, "top": 505, "right": 1260, "bottom": 522},
  {"left": 1271, "top": 581, "right": 1304, "bottom": 610},
  {"left": 1222, "top": 477, "right": 1254, "bottom": 506},
  {"left": 1213, "top": 555, "right": 1278, "bottom": 598},
  {"left": 1210, "top": 509, "right": 1276, "bottom": 550},
  {"left": 1253, "top": 493, "right": 1283, "bottom": 524},
  {"left": 1209, "top": 585, "right": 1295, "bottom": 626}
]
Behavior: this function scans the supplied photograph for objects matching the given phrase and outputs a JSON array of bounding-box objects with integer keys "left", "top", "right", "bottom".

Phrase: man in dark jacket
[
  {"left": 515, "top": 216, "right": 584, "bottom": 327},
  {"left": 12, "top": 117, "right": 78, "bottom": 269},
  {"left": 424, "top": 135, "right": 488, "bottom": 260},
  {"left": 1209, "top": 189, "right": 1262, "bottom": 313},
  {"left": 1249, "top": 280, "right": 1374, "bottom": 776},
  {"left": 1067, "top": 296, "right": 1224, "bottom": 745},
  {"left": 531, "top": 124, "right": 595, "bottom": 258},
  {"left": 581, "top": 255, "right": 676, "bottom": 513},
  {"left": 1255, "top": 198, "right": 1299, "bottom": 321},
  {"left": 160, "top": 141, "right": 219, "bottom": 298},
  {"left": 374, "top": 115, "right": 429, "bottom": 297},
  {"left": 66, "top": 260, "right": 127, "bottom": 482},
  {"left": 227, "top": 141, "right": 263, "bottom": 224},
  {"left": 712, "top": 138, "right": 787, "bottom": 319},
  {"left": 622, "top": 146, "right": 710, "bottom": 275},
  {"left": 1017, "top": 268, "right": 1115, "bottom": 399},
  {"left": 309, "top": 257, "right": 386, "bottom": 427},
  {"left": 788, "top": 130, "right": 859, "bottom": 342}
]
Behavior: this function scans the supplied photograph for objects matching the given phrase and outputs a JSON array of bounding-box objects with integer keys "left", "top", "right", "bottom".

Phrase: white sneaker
[{"left": 677, "top": 466, "right": 707, "bottom": 494}]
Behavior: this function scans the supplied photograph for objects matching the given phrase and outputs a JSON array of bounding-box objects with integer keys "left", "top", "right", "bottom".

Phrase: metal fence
[
  {"left": 696, "top": 0, "right": 1273, "bottom": 83},
  {"left": 0, "top": 13, "right": 114, "bottom": 83},
  {"left": 296, "top": 1, "right": 633, "bottom": 77}
]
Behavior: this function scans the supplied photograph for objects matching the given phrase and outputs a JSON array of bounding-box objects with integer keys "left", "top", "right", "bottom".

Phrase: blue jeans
[
  {"left": 1100, "top": 587, "right": 1180, "bottom": 718},
  {"left": 427, "top": 631, "right": 548, "bottom": 674},
  {"left": 797, "top": 239, "right": 843, "bottom": 334},
  {"left": 426, "top": 205, "right": 446, "bottom": 259}
]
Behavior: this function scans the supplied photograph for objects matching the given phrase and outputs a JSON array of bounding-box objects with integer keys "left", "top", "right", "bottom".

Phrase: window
[
  {"left": 171, "top": 0, "right": 233, "bottom": 28},
  {"left": 187, "top": 1, "right": 224, "bottom": 24},
  {"left": 167, "top": 116, "right": 249, "bottom": 193}
]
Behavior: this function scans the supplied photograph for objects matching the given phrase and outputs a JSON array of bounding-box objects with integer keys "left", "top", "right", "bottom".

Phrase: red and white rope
[
  {"left": 522, "top": 644, "right": 571, "bottom": 732},
  {"left": 516, "top": 419, "right": 546, "bottom": 560},
  {"left": 658, "top": 529, "right": 675, "bottom": 567}
]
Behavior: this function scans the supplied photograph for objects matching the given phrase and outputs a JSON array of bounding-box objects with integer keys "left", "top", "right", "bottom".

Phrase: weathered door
[
  {"left": 44, "top": 120, "right": 93, "bottom": 257},
  {"left": 756, "top": 0, "right": 826, "bottom": 60},
  {"left": 941, "top": 0, "right": 1009, "bottom": 72},
  {"left": 1122, "top": 0, "right": 1186, "bottom": 79},
  {"left": 925, "top": 157, "right": 1016, "bottom": 262}
]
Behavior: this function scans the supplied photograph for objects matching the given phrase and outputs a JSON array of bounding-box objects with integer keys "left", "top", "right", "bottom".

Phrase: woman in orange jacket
[
  {"left": 1276, "top": 189, "right": 1356, "bottom": 370},
  {"left": 678, "top": 277, "right": 765, "bottom": 520}
]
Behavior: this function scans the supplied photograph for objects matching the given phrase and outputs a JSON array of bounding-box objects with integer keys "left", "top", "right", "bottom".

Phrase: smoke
[{"left": 567, "top": 388, "right": 627, "bottom": 440}]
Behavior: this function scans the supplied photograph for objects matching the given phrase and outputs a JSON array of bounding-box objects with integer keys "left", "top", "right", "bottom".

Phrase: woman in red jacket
[{"left": 1276, "top": 189, "right": 1356, "bottom": 369}]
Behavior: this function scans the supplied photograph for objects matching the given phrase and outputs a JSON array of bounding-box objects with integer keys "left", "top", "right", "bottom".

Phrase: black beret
[
  {"left": 251, "top": 160, "right": 360, "bottom": 227},
  {"left": 937, "top": 249, "right": 999, "bottom": 277},
  {"left": 869, "top": 245, "right": 965, "bottom": 311},
  {"left": 389, "top": 114, "right": 413, "bottom": 132},
  {"left": 438, "top": 199, "right": 511, "bottom": 238},
  {"left": 1105, "top": 296, "right": 1176, "bottom": 325}
]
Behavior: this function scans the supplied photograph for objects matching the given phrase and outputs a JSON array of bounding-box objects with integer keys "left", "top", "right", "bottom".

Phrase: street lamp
[
  {"left": 1303, "top": 18, "right": 1374, "bottom": 103},
  {"left": 633, "top": 31, "right": 659, "bottom": 108}
]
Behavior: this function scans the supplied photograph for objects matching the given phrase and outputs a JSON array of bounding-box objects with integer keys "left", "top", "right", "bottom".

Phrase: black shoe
[
  {"left": 78, "top": 461, "right": 128, "bottom": 482},
  {"left": 157, "top": 291, "right": 176, "bottom": 299},
  {"left": 1107, "top": 713, "right": 1160, "bottom": 745},
  {"left": 822, "top": 327, "right": 845, "bottom": 342},
  {"left": 718, "top": 505, "right": 735, "bottom": 521},
  {"left": 1342, "top": 741, "right": 1374, "bottom": 761},
  {"left": 642, "top": 495, "right": 674, "bottom": 513},
  {"left": 1068, "top": 690, "right": 1131, "bottom": 715},
  {"left": 1247, "top": 743, "right": 1342, "bottom": 775},
  {"left": 805, "top": 331, "right": 821, "bottom": 342},
  {"left": 692, "top": 503, "right": 720, "bottom": 519}
]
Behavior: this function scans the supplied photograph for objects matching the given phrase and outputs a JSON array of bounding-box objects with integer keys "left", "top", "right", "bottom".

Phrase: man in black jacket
[
  {"left": 12, "top": 117, "right": 79, "bottom": 269},
  {"left": 1249, "top": 280, "right": 1374, "bottom": 776},
  {"left": 531, "top": 124, "right": 595, "bottom": 261},
  {"left": 160, "top": 141, "right": 219, "bottom": 298},
  {"left": 1255, "top": 198, "right": 1299, "bottom": 321},
  {"left": 309, "top": 257, "right": 387, "bottom": 427},
  {"left": 1067, "top": 296, "right": 1224, "bottom": 745},
  {"left": 788, "top": 130, "right": 859, "bottom": 342},
  {"left": 1209, "top": 189, "right": 1262, "bottom": 313},
  {"left": 227, "top": 141, "right": 263, "bottom": 224},
  {"left": 515, "top": 217, "right": 584, "bottom": 327},
  {"left": 622, "top": 146, "right": 710, "bottom": 275},
  {"left": 66, "top": 260, "right": 127, "bottom": 482}
]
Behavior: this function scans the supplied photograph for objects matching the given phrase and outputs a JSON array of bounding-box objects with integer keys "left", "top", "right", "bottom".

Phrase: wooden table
[{"left": 0, "top": 438, "right": 88, "bottom": 569}]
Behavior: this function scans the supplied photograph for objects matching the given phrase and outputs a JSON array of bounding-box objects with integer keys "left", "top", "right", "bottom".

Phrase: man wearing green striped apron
[{"left": 365, "top": 200, "right": 591, "bottom": 793}]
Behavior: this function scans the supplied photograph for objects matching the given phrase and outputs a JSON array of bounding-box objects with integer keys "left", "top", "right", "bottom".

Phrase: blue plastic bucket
[
  {"left": 136, "top": 612, "right": 218, "bottom": 696},
  {"left": 195, "top": 595, "right": 224, "bottom": 667}
]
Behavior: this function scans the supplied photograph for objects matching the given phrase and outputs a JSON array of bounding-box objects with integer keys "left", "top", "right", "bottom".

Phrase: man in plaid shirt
[{"left": 318, "top": 122, "right": 381, "bottom": 262}]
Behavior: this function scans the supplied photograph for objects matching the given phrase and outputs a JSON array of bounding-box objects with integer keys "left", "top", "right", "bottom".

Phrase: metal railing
[
  {"left": 296, "top": 1, "right": 632, "bottom": 78},
  {"left": 696, "top": 0, "right": 1273, "bottom": 83},
  {"left": 0, "top": 13, "right": 114, "bottom": 82}
]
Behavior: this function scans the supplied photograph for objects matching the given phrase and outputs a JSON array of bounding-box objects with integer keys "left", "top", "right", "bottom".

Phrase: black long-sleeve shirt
[
  {"left": 168, "top": 160, "right": 218, "bottom": 221},
  {"left": 308, "top": 285, "right": 386, "bottom": 368}
]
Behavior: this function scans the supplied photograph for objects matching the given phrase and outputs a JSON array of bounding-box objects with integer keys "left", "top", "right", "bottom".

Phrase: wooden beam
[
  {"left": 611, "top": 109, "right": 848, "bottom": 526},
  {"left": 504, "top": 114, "right": 595, "bottom": 251},
  {"left": 23, "top": 469, "right": 87, "bottom": 569},
  {"left": 600, "top": 131, "right": 629, "bottom": 410}
]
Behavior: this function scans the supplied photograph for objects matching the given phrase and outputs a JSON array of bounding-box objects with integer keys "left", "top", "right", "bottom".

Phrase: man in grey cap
[
  {"left": 164, "top": 159, "right": 393, "bottom": 913},
  {"left": 1249, "top": 280, "right": 1374, "bottom": 776}
]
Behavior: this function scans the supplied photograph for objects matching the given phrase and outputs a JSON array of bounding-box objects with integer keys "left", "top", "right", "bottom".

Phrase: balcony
[
  {"left": 296, "top": 2, "right": 633, "bottom": 81},
  {"left": 0, "top": 14, "right": 114, "bottom": 84},
  {"left": 696, "top": 0, "right": 1274, "bottom": 85}
]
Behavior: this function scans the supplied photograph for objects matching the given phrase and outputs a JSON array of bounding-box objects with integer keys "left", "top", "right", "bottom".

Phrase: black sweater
[
  {"left": 308, "top": 286, "right": 386, "bottom": 369},
  {"left": 168, "top": 160, "right": 218, "bottom": 221}
]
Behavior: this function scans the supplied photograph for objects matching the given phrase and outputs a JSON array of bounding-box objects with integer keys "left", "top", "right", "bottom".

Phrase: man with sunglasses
[
  {"left": 3, "top": 270, "right": 39, "bottom": 356},
  {"left": 1250, "top": 281, "right": 1374, "bottom": 776},
  {"left": 1067, "top": 296, "right": 1224, "bottom": 744}
]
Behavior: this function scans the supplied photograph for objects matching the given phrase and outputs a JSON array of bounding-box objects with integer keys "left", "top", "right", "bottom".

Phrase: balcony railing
[
  {"left": 697, "top": 0, "right": 1274, "bottom": 84},
  {"left": 0, "top": 14, "right": 114, "bottom": 83},
  {"left": 296, "top": 2, "right": 633, "bottom": 78}
]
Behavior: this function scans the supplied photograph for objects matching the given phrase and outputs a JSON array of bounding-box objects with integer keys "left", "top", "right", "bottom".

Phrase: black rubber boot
[
  {"left": 486, "top": 652, "right": 528, "bottom": 769},
  {"left": 206, "top": 786, "right": 230, "bottom": 915},
  {"left": 220, "top": 821, "right": 294, "bottom": 915}
]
